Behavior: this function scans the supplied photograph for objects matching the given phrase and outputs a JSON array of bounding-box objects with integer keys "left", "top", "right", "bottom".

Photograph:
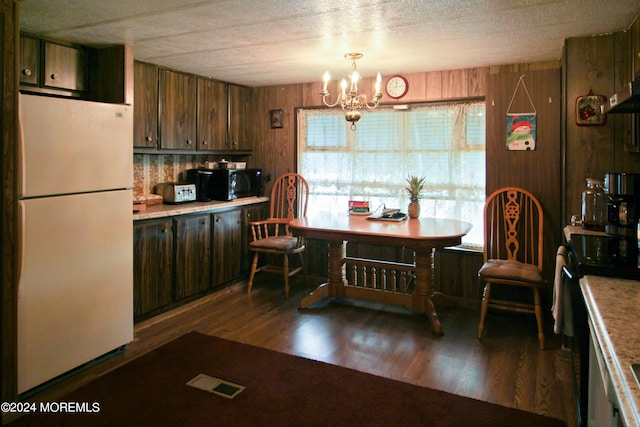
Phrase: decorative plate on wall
[{"left": 576, "top": 91, "right": 607, "bottom": 126}]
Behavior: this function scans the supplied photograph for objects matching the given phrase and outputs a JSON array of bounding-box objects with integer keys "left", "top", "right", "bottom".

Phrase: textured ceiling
[{"left": 19, "top": 0, "right": 640, "bottom": 87}]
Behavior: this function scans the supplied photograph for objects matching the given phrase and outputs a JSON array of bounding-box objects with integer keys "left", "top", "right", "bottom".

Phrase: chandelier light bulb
[
  {"left": 322, "top": 71, "right": 330, "bottom": 92},
  {"left": 375, "top": 72, "right": 382, "bottom": 95},
  {"left": 350, "top": 70, "right": 359, "bottom": 94}
]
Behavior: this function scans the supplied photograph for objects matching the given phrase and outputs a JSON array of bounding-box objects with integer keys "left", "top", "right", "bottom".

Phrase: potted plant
[{"left": 405, "top": 175, "right": 426, "bottom": 219}]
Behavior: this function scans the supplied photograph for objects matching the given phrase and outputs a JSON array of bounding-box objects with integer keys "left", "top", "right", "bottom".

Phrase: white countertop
[
  {"left": 580, "top": 275, "right": 640, "bottom": 427},
  {"left": 133, "top": 196, "right": 270, "bottom": 221}
]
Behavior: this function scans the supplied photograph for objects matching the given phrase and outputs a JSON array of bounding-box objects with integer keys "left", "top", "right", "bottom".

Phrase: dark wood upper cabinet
[
  {"left": 228, "top": 84, "right": 251, "bottom": 151},
  {"left": 132, "top": 61, "right": 252, "bottom": 154},
  {"left": 197, "top": 78, "right": 227, "bottom": 151},
  {"left": 159, "top": 69, "right": 197, "bottom": 150},
  {"left": 134, "top": 61, "right": 159, "bottom": 149},
  {"left": 20, "top": 34, "right": 132, "bottom": 103},
  {"left": 43, "top": 41, "right": 88, "bottom": 92},
  {"left": 19, "top": 35, "right": 39, "bottom": 86}
]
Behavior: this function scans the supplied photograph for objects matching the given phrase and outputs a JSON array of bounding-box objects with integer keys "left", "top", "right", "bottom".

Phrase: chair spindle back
[{"left": 483, "top": 187, "right": 544, "bottom": 269}]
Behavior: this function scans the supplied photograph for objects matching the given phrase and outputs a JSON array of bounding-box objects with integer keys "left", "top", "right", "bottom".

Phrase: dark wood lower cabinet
[
  {"left": 133, "top": 218, "right": 174, "bottom": 318},
  {"left": 174, "top": 214, "right": 211, "bottom": 300},
  {"left": 133, "top": 202, "right": 269, "bottom": 321},
  {"left": 213, "top": 209, "right": 242, "bottom": 286}
]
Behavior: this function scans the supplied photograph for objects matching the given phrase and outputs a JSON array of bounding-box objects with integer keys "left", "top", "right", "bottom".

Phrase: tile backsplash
[{"left": 133, "top": 154, "right": 205, "bottom": 198}]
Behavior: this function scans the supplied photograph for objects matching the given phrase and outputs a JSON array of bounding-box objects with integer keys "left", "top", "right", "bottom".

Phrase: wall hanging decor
[
  {"left": 575, "top": 90, "right": 607, "bottom": 126},
  {"left": 270, "top": 109, "right": 283, "bottom": 129},
  {"left": 506, "top": 75, "right": 537, "bottom": 151}
]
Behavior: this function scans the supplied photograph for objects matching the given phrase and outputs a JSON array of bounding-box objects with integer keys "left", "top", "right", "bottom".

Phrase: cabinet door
[
  {"left": 241, "top": 202, "right": 270, "bottom": 274},
  {"left": 133, "top": 219, "right": 174, "bottom": 320},
  {"left": 197, "top": 78, "right": 227, "bottom": 151},
  {"left": 43, "top": 41, "right": 87, "bottom": 92},
  {"left": 228, "top": 84, "right": 251, "bottom": 151},
  {"left": 19, "top": 36, "right": 39, "bottom": 86},
  {"left": 159, "top": 69, "right": 197, "bottom": 150},
  {"left": 134, "top": 61, "right": 159, "bottom": 149},
  {"left": 213, "top": 209, "right": 242, "bottom": 286},
  {"left": 175, "top": 214, "right": 211, "bottom": 299}
]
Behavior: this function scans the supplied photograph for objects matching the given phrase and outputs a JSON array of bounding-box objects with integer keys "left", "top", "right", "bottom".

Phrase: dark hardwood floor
[{"left": 13, "top": 275, "right": 578, "bottom": 426}]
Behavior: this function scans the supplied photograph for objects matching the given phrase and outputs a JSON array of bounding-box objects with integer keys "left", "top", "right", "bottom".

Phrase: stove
[{"left": 569, "top": 233, "right": 640, "bottom": 280}]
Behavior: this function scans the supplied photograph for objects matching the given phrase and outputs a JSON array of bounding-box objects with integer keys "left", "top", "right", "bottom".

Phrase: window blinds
[{"left": 297, "top": 101, "right": 486, "bottom": 247}]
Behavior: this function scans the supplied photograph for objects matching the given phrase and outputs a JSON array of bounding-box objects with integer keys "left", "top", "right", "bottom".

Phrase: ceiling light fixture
[{"left": 320, "top": 53, "right": 382, "bottom": 131}]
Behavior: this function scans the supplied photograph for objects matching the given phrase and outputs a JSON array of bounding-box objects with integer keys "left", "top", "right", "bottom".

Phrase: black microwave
[{"left": 186, "top": 168, "right": 264, "bottom": 201}]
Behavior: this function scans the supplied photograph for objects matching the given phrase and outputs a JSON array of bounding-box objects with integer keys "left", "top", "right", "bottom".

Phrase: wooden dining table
[{"left": 289, "top": 214, "right": 472, "bottom": 335}]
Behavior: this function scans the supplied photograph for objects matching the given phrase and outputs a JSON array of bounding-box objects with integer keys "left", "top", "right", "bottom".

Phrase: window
[{"left": 297, "top": 101, "right": 485, "bottom": 247}]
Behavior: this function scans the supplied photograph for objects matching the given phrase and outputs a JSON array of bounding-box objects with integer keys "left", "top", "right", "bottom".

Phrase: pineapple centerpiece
[{"left": 405, "top": 175, "right": 426, "bottom": 219}]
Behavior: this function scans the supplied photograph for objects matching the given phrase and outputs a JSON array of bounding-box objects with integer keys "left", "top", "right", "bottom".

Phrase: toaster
[{"left": 155, "top": 182, "right": 197, "bottom": 204}]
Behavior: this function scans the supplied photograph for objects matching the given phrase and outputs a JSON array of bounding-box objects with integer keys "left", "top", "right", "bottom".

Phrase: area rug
[{"left": 13, "top": 331, "right": 566, "bottom": 426}]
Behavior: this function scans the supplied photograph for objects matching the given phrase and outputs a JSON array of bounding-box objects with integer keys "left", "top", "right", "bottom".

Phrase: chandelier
[{"left": 320, "top": 53, "right": 383, "bottom": 130}]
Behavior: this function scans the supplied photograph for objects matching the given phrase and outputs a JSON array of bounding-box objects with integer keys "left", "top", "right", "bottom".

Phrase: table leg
[
  {"left": 299, "top": 240, "right": 346, "bottom": 308},
  {"left": 413, "top": 247, "right": 443, "bottom": 335},
  {"left": 327, "top": 240, "right": 347, "bottom": 297}
]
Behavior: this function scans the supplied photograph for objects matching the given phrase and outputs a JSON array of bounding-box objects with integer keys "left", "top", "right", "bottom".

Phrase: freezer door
[
  {"left": 17, "top": 190, "right": 133, "bottom": 393},
  {"left": 19, "top": 93, "right": 133, "bottom": 198}
]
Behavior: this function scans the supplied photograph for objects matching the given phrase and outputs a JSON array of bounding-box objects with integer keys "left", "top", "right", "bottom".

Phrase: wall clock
[{"left": 385, "top": 75, "right": 408, "bottom": 99}]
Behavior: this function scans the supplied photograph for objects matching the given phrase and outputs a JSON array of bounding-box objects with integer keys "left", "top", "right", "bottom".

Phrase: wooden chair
[
  {"left": 247, "top": 173, "right": 309, "bottom": 298},
  {"left": 477, "top": 187, "right": 546, "bottom": 349}
]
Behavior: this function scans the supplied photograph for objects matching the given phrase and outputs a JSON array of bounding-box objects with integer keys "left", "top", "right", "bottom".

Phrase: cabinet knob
[
  {"left": 50, "top": 73, "right": 58, "bottom": 80},
  {"left": 186, "top": 139, "right": 193, "bottom": 145},
  {"left": 202, "top": 140, "right": 208, "bottom": 145},
  {"left": 146, "top": 135, "right": 153, "bottom": 142},
  {"left": 22, "top": 69, "right": 32, "bottom": 76}
]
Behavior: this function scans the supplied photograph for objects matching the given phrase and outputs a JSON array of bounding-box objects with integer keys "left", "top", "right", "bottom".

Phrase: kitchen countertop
[
  {"left": 133, "top": 196, "right": 270, "bottom": 221},
  {"left": 563, "top": 224, "right": 608, "bottom": 241},
  {"left": 580, "top": 275, "right": 640, "bottom": 427}
]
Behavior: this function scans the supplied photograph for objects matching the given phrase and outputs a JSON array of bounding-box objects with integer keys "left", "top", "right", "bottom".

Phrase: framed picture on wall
[
  {"left": 270, "top": 109, "right": 283, "bottom": 129},
  {"left": 576, "top": 92, "right": 607, "bottom": 126}
]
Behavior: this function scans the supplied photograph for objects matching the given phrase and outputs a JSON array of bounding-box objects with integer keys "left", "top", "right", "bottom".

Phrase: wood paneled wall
[
  {"left": 486, "top": 68, "right": 562, "bottom": 307},
  {"left": 249, "top": 62, "right": 562, "bottom": 308},
  {"left": 251, "top": 67, "right": 491, "bottom": 185},
  {"left": 564, "top": 29, "right": 640, "bottom": 227}
]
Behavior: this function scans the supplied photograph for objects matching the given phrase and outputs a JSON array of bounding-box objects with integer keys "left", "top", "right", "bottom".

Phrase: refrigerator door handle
[
  {"left": 17, "top": 95, "right": 25, "bottom": 199},
  {"left": 17, "top": 201, "right": 25, "bottom": 299}
]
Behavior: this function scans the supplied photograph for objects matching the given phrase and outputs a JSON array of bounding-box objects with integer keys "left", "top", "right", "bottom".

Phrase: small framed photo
[
  {"left": 576, "top": 93, "right": 607, "bottom": 126},
  {"left": 270, "top": 109, "right": 283, "bottom": 129}
]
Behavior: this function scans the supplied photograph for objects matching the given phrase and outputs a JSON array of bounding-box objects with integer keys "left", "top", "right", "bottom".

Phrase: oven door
[{"left": 561, "top": 260, "right": 588, "bottom": 427}]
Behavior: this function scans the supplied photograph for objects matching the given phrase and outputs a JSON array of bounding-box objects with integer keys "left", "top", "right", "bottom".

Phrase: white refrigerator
[{"left": 17, "top": 93, "right": 134, "bottom": 394}]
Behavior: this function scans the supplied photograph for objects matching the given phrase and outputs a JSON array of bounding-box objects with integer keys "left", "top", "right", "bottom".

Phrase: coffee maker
[{"left": 604, "top": 172, "right": 640, "bottom": 237}]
